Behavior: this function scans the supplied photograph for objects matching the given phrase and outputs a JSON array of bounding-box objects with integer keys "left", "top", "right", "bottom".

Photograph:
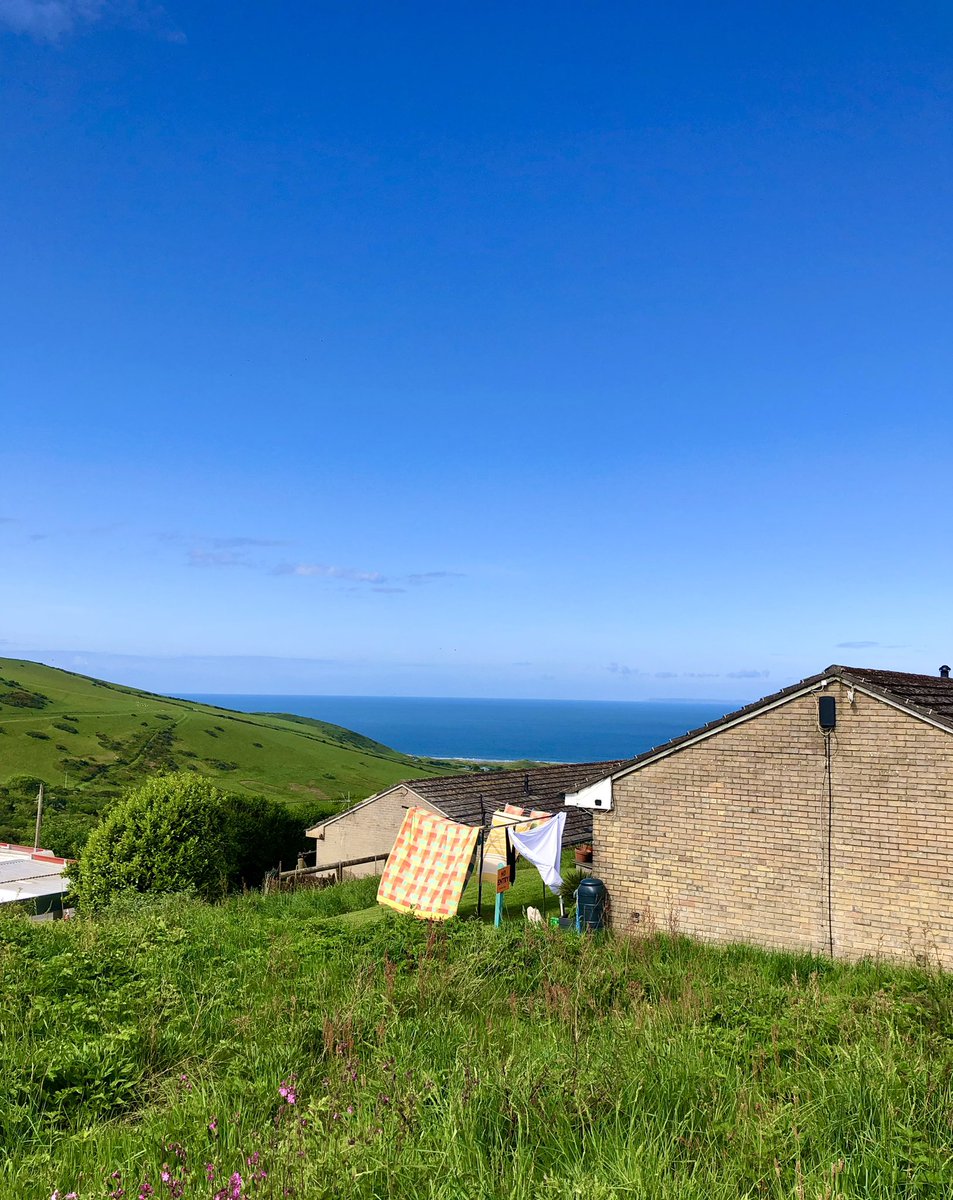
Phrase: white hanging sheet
[{"left": 508, "top": 811, "right": 566, "bottom": 894}]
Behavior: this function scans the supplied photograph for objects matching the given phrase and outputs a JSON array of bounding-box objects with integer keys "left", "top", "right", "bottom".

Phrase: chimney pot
[{"left": 941, "top": 665, "right": 951, "bottom": 679}]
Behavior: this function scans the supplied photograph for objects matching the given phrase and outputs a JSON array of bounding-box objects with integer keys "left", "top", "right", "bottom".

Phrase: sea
[{"left": 179, "top": 694, "right": 732, "bottom": 763}]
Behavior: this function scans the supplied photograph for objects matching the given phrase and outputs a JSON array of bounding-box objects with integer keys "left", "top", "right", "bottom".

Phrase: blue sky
[{"left": 2, "top": 1, "right": 952, "bottom": 700}]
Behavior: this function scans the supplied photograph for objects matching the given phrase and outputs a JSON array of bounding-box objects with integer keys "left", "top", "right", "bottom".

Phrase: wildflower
[
  {"left": 160, "top": 1171, "right": 171, "bottom": 1185},
  {"left": 228, "top": 1172, "right": 243, "bottom": 1199},
  {"left": 204, "top": 1163, "right": 216, "bottom": 1182},
  {"left": 208, "top": 1117, "right": 219, "bottom": 1134},
  {"left": 138, "top": 1186, "right": 154, "bottom": 1200},
  {"left": 246, "top": 1152, "right": 260, "bottom": 1167},
  {"left": 346, "top": 1105, "right": 354, "bottom": 1115},
  {"left": 278, "top": 1079, "right": 297, "bottom": 1105}
]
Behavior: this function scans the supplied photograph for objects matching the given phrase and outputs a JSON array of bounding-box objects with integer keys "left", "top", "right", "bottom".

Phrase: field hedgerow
[{"left": 2, "top": 882, "right": 953, "bottom": 1200}]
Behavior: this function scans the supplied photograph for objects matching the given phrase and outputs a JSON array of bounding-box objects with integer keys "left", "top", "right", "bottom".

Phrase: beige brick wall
[
  {"left": 311, "top": 786, "right": 442, "bottom": 877},
  {"left": 594, "top": 682, "right": 953, "bottom": 966}
]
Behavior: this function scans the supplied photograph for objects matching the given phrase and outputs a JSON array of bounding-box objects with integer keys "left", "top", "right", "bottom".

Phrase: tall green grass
[{"left": 2, "top": 885, "right": 952, "bottom": 1199}]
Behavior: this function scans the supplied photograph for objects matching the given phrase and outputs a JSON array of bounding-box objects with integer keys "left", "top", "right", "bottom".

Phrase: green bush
[
  {"left": 75, "top": 775, "right": 235, "bottom": 909},
  {"left": 224, "top": 791, "right": 304, "bottom": 888},
  {"left": 75, "top": 774, "right": 305, "bottom": 909}
]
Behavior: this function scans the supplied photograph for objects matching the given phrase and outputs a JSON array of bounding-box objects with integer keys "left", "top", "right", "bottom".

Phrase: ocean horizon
[{"left": 178, "top": 694, "right": 734, "bottom": 763}]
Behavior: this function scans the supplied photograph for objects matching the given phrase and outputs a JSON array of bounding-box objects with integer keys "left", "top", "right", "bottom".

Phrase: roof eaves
[
  {"left": 831, "top": 667, "right": 953, "bottom": 737},
  {"left": 305, "top": 782, "right": 419, "bottom": 837},
  {"left": 577, "top": 669, "right": 838, "bottom": 790}
]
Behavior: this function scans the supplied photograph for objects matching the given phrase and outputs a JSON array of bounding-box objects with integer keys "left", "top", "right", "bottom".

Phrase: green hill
[{"left": 0, "top": 658, "right": 456, "bottom": 854}]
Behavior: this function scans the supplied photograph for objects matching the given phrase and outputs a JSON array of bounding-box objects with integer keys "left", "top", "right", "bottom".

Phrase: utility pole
[{"left": 34, "top": 783, "right": 44, "bottom": 851}]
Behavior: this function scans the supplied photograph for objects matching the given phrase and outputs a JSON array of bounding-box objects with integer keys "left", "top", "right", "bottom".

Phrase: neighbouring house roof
[
  {"left": 308, "top": 760, "right": 630, "bottom": 845},
  {"left": 567, "top": 665, "right": 953, "bottom": 797},
  {"left": 407, "top": 760, "right": 630, "bottom": 843}
]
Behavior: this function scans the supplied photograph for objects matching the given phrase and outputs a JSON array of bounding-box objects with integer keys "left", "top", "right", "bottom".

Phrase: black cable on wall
[{"left": 820, "top": 729, "right": 825, "bottom": 955}]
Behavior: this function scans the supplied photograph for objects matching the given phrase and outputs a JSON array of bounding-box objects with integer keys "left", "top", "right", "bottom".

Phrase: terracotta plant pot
[{"left": 574, "top": 845, "right": 593, "bottom": 865}]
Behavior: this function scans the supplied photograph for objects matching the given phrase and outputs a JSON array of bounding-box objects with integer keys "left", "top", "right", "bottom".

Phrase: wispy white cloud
[
  {"left": 162, "top": 532, "right": 291, "bottom": 570},
  {"left": 0, "top": 0, "right": 184, "bottom": 43},
  {"left": 607, "top": 662, "right": 640, "bottom": 677},
  {"left": 188, "top": 549, "right": 253, "bottom": 569},
  {"left": 835, "top": 640, "right": 908, "bottom": 651},
  {"left": 275, "top": 562, "right": 464, "bottom": 591},
  {"left": 159, "top": 531, "right": 289, "bottom": 548},
  {"left": 208, "top": 535, "right": 289, "bottom": 550},
  {"left": 405, "top": 570, "right": 465, "bottom": 585},
  {"left": 275, "top": 562, "right": 386, "bottom": 584}
]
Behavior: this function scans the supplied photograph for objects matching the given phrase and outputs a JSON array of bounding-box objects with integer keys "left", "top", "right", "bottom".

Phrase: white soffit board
[{"left": 565, "top": 776, "right": 613, "bottom": 810}]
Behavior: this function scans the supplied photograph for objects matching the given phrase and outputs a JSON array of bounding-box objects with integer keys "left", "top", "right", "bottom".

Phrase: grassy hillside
[
  {"left": 2, "top": 888, "right": 952, "bottom": 1199},
  {"left": 0, "top": 658, "right": 456, "bottom": 853}
]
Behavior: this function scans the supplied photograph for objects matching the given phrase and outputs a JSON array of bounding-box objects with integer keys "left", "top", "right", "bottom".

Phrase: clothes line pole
[{"left": 477, "top": 796, "right": 485, "bottom": 919}]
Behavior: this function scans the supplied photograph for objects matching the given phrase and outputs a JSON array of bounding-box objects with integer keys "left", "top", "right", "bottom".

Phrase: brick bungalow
[
  {"left": 306, "top": 760, "right": 625, "bottom": 877},
  {"left": 566, "top": 666, "right": 953, "bottom": 966}
]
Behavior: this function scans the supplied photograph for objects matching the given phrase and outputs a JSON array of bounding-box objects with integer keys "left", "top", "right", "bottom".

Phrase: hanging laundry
[
  {"left": 483, "top": 803, "right": 551, "bottom": 865},
  {"left": 480, "top": 838, "right": 519, "bottom": 886},
  {"left": 509, "top": 811, "right": 566, "bottom": 894},
  {"left": 378, "top": 807, "right": 480, "bottom": 920}
]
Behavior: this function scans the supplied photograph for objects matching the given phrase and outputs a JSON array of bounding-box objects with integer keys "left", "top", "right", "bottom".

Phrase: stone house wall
[
  {"left": 594, "top": 681, "right": 953, "bottom": 966},
  {"left": 310, "top": 786, "right": 441, "bottom": 878}
]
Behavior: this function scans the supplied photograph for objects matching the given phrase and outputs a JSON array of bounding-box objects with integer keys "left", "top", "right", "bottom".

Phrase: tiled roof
[
  {"left": 407, "top": 760, "right": 631, "bottom": 843},
  {"left": 830, "top": 665, "right": 953, "bottom": 731},
  {"left": 582, "top": 664, "right": 953, "bottom": 788}
]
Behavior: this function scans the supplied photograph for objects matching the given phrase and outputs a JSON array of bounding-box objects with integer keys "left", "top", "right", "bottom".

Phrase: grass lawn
[
  {"left": 3, "top": 877, "right": 953, "bottom": 1200},
  {"left": 333, "top": 849, "right": 578, "bottom": 929}
]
